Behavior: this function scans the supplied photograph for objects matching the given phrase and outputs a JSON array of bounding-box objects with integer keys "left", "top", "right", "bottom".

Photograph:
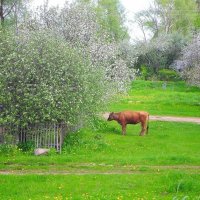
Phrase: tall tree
[
  {"left": 135, "top": 0, "right": 198, "bottom": 39},
  {"left": 0, "top": 0, "right": 17, "bottom": 26},
  {"left": 0, "top": 0, "right": 27, "bottom": 28},
  {"left": 95, "top": 0, "right": 129, "bottom": 41},
  {"left": 194, "top": 0, "right": 200, "bottom": 28},
  {"left": 0, "top": 1, "right": 134, "bottom": 128},
  {"left": 173, "top": 32, "right": 200, "bottom": 87}
]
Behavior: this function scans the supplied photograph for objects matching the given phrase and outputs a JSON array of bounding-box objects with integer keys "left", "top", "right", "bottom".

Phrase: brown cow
[{"left": 107, "top": 111, "right": 149, "bottom": 136}]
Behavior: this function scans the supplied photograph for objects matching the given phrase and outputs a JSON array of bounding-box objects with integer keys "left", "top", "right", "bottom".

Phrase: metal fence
[{"left": 0, "top": 123, "right": 68, "bottom": 153}]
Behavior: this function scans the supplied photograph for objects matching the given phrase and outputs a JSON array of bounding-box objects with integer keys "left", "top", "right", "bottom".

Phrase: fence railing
[{"left": 0, "top": 123, "right": 68, "bottom": 153}]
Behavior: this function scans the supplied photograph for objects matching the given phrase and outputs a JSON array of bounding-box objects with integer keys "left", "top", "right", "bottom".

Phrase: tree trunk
[{"left": 0, "top": 0, "right": 4, "bottom": 26}]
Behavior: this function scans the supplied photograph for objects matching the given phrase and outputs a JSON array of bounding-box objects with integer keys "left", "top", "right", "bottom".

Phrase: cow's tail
[{"left": 146, "top": 114, "right": 149, "bottom": 134}]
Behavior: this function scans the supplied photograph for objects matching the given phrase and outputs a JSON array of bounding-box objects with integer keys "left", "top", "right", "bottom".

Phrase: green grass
[
  {"left": 1, "top": 121, "right": 200, "bottom": 170},
  {"left": 109, "top": 80, "right": 200, "bottom": 117},
  {"left": 1, "top": 172, "right": 200, "bottom": 200},
  {"left": 0, "top": 80, "right": 200, "bottom": 199}
]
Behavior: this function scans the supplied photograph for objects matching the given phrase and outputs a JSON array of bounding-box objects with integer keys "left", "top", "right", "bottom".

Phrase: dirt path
[
  {"left": 150, "top": 115, "right": 200, "bottom": 124},
  {"left": 103, "top": 113, "right": 200, "bottom": 124},
  {"left": 1, "top": 165, "right": 200, "bottom": 175}
]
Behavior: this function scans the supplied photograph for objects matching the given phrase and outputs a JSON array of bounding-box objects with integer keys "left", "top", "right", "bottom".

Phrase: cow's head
[{"left": 107, "top": 112, "right": 115, "bottom": 121}]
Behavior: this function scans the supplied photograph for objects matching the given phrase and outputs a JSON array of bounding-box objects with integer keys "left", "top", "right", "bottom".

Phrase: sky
[
  {"left": 120, "top": 0, "right": 153, "bottom": 41},
  {"left": 31, "top": 0, "right": 153, "bottom": 40}
]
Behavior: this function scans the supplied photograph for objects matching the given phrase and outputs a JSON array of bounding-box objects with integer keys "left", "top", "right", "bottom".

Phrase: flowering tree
[
  {"left": 134, "top": 33, "right": 187, "bottom": 77},
  {"left": 27, "top": 1, "right": 135, "bottom": 91},
  {"left": 0, "top": 30, "right": 106, "bottom": 125},
  {"left": 134, "top": 0, "right": 198, "bottom": 40},
  {"left": 0, "top": 0, "right": 28, "bottom": 28},
  {"left": 173, "top": 32, "right": 200, "bottom": 87},
  {"left": 0, "top": 1, "right": 134, "bottom": 127}
]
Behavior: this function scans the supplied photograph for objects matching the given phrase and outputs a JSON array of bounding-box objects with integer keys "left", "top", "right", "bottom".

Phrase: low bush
[
  {"left": 17, "top": 141, "right": 35, "bottom": 152},
  {"left": 0, "top": 144, "right": 19, "bottom": 156},
  {"left": 62, "top": 128, "right": 108, "bottom": 153},
  {"left": 158, "top": 69, "right": 181, "bottom": 81}
]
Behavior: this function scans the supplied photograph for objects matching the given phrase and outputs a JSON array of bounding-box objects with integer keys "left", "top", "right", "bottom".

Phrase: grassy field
[
  {"left": 0, "top": 80, "right": 200, "bottom": 199},
  {"left": 110, "top": 81, "right": 200, "bottom": 117},
  {"left": 1, "top": 173, "right": 200, "bottom": 200},
  {"left": 1, "top": 121, "right": 200, "bottom": 168}
]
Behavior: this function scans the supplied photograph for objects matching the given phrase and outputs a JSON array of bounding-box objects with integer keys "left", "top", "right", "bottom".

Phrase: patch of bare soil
[
  {"left": 1, "top": 165, "right": 200, "bottom": 175},
  {"left": 150, "top": 115, "right": 200, "bottom": 124}
]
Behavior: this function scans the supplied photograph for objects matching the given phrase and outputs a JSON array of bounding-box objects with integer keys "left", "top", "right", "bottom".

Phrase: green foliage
[
  {"left": 48, "top": 148, "right": 59, "bottom": 156},
  {"left": 134, "top": 0, "right": 199, "bottom": 79},
  {"left": 0, "top": 0, "right": 28, "bottom": 29},
  {"left": 95, "top": 0, "right": 129, "bottom": 41},
  {"left": 1, "top": 121, "right": 200, "bottom": 166},
  {"left": 158, "top": 69, "right": 181, "bottom": 81},
  {"left": 194, "top": 14, "right": 200, "bottom": 29},
  {"left": 89, "top": 117, "right": 109, "bottom": 131},
  {"left": 17, "top": 141, "right": 35, "bottom": 152},
  {"left": 166, "top": 172, "right": 200, "bottom": 193},
  {"left": 0, "top": 144, "right": 18, "bottom": 156},
  {"left": 0, "top": 30, "right": 106, "bottom": 126},
  {"left": 154, "top": 0, "right": 198, "bottom": 35},
  {"left": 172, "top": 0, "right": 198, "bottom": 34},
  {"left": 135, "top": 33, "right": 188, "bottom": 80},
  {"left": 140, "top": 65, "right": 149, "bottom": 80},
  {"left": 62, "top": 128, "right": 108, "bottom": 153},
  {"left": 135, "top": 33, "right": 188, "bottom": 78}
]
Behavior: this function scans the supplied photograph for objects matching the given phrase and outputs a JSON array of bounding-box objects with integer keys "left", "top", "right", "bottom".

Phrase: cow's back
[{"left": 120, "top": 111, "right": 148, "bottom": 124}]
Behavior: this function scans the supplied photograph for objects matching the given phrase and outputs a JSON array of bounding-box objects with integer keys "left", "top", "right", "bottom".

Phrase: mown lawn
[
  {"left": 110, "top": 80, "right": 200, "bottom": 117},
  {"left": 0, "top": 80, "right": 200, "bottom": 199}
]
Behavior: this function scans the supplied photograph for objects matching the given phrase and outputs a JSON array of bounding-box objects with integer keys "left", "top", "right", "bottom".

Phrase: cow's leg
[
  {"left": 121, "top": 124, "right": 126, "bottom": 136},
  {"left": 146, "top": 115, "right": 149, "bottom": 134},
  {"left": 139, "top": 121, "right": 146, "bottom": 136}
]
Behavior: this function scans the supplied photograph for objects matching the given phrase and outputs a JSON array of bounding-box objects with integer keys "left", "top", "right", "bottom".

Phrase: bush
[
  {"left": 173, "top": 32, "right": 200, "bottom": 87},
  {"left": 135, "top": 33, "right": 187, "bottom": 77},
  {"left": 158, "top": 69, "right": 181, "bottom": 81},
  {"left": 0, "top": 31, "right": 108, "bottom": 127},
  {"left": 62, "top": 129, "right": 108, "bottom": 153},
  {"left": 0, "top": 1, "right": 134, "bottom": 135},
  {"left": 17, "top": 141, "right": 35, "bottom": 152},
  {"left": 140, "top": 65, "right": 149, "bottom": 80},
  {"left": 0, "top": 144, "right": 19, "bottom": 156}
]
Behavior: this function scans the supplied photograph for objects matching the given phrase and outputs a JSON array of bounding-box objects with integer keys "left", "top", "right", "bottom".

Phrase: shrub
[
  {"left": 140, "top": 65, "right": 149, "bottom": 80},
  {"left": 0, "top": 144, "right": 19, "bottom": 156},
  {"left": 17, "top": 141, "right": 35, "bottom": 152},
  {"left": 0, "top": 2, "right": 134, "bottom": 129},
  {"left": 0, "top": 30, "right": 108, "bottom": 127},
  {"left": 173, "top": 32, "right": 200, "bottom": 87},
  {"left": 62, "top": 129, "right": 108, "bottom": 153},
  {"left": 158, "top": 69, "right": 181, "bottom": 81},
  {"left": 135, "top": 33, "right": 187, "bottom": 77}
]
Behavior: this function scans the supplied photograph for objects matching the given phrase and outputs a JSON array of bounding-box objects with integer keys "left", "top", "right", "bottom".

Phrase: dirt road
[{"left": 103, "top": 113, "right": 200, "bottom": 124}]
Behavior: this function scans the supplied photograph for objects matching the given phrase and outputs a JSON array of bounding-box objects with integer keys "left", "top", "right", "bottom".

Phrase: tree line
[{"left": 134, "top": 0, "right": 200, "bottom": 86}]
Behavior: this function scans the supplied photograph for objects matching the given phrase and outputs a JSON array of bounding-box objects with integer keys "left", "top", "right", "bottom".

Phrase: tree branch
[{"left": 3, "top": 0, "right": 17, "bottom": 18}]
